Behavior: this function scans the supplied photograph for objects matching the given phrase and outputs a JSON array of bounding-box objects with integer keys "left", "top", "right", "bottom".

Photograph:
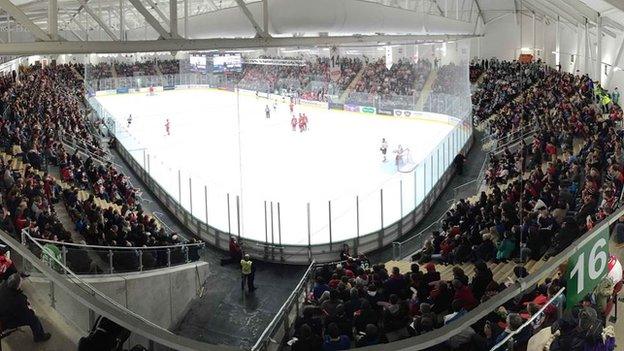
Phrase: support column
[
  {"left": 262, "top": 0, "right": 268, "bottom": 35},
  {"left": 183, "top": 0, "right": 188, "bottom": 38},
  {"left": 48, "top": 0, "right": 58, "bottom": 40},
  {"left": 585, "top": 21, "right": 591, "bottom": 77},
  {"left": 574, "top": 24, "right": 581, "bottom": 73},
  {"left": 555, "top": 16, "right": 560, "bottom": 68},
  {"left": 532, "top": 11, "right": 536, "bottom": 59},
  {"left": 6, "top": 13, "right": 10, "bottom": 43},
  {"left": 170, "top": 0, "right": 178, "bottom": 37},
  {"left": 119, "top": 0, "right": 124, "bottom": 40},
  {"left": 606, "top": 36, "right": 624, "bottom": 87},
  {"left": 596, "top": 15, "right": 602, "bottom": 83}
]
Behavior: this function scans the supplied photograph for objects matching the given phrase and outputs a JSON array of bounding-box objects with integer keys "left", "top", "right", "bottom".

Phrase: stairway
[
  {"left": 414, "top": 70, "right": 438, "bottom": 110},
  {"left": 71, "top": 66, "right": 84, "bottom": 81},
  {"left": 339, "top": 64, "right": 367, "bottom": 101},
  {"left": 155, "top": 62, "right": 164, "bottom": 78}
]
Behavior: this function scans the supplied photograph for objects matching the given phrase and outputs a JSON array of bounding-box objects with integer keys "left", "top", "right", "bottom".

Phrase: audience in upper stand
[{"left": 0, "top": 64, "right": 200, "bottom": 273}]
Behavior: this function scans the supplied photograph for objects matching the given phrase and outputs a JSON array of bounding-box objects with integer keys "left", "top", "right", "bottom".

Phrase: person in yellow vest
[{"left": 241, "top": 254, "right": 256, "bottom": 293}]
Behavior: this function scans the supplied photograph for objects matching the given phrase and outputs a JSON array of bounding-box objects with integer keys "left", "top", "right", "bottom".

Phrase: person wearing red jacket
[
  {"left": 0, "top": 246, "right": 17, "bottom": 281},
  {"left": 452, "top": 279, "right": 478, "bottom": 311}
]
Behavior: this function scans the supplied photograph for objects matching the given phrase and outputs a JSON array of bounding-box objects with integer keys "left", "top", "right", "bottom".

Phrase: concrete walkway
[
  {"left": 106, "top": 145, "right": 305, "bottom": 348},
  {"left": 1, "top": 281, "right": 81, "bottom": 351}
]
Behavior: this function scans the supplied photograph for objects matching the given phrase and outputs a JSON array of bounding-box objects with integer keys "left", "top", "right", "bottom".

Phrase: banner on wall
[
  {"left": 328, "top": 102, "right": 344, "bottom": 110},
  {"left": 344, "top": 104, "right": 359, "bottom": 112},
  {"left": 377, "top": 108, "right": 393, "bottom": 116},
  {"left": 360, "top": 106, "right": 376, "bottom": 114},
  {"left": 393, "top": 109, "right": 419, "bottom": 117},
  {"left": 116, "top": 87, "right": 129, "bottom": 94},
  {"left": 163, "top": 84, "right": 175, "bottom": 91}
]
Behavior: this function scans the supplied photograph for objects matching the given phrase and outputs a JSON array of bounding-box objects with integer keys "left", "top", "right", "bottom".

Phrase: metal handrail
[
  {"left": 489, "top": 287, "right": 566, "bottom": 351},
  {"left": 1, "top": 229, "right": 232, "bottom": 351},
  {"left": 251, "top": 260, "right": 316, "bottom": 351},
  {"left": 357, "top": 206, "right": 624, "bottom": 351},
  {"left": 22, "top": 230, "right": 204, "bottom": 251}
]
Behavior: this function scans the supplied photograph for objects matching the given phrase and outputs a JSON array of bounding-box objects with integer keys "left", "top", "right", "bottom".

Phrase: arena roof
[{"left": 0, "top": 0, "right": 620, "bottom": 54}]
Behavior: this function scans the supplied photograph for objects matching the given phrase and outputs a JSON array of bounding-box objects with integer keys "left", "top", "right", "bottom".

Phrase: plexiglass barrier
[{"left": 84, "top": 45, "right": 472, "bottom": 262}]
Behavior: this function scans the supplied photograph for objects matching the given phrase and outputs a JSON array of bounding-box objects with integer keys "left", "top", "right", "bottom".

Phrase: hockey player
[
  {"left": 302, "top": 113, "right": 309, "bottom": 131},
  {"left": 165, "top": 119, "right": 171, "bottom": 136},
  {"left": 127, "top": 114, "right": 132, "bottom": 127},
  {"left": 395, "top": 144, "right": 404, "bottom": 166},
  {"left": 289, "top": 101, "right": 295, "bottom": 114},
  {"left": 148, "top": 85, "right": 155, "bottom": 96},
  {"left": 273, "top": 100, "right": 277, "bottom": 112},
  {"left": 298, "top": 113, "right": 305, "bottom": 132},
  {"left": 380, "top": 138, "right": 388, "bottom": 162},
  {"left": 265, "top": 105, "right": 271, "bottom": 119},
  {"left": 291, "top": 115, "right": 298, "bottom": 131}
]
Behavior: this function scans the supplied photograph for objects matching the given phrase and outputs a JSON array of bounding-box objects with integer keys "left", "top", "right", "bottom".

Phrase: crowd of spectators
[
  {"left": 237, "top": 56, "right": 363, "bottom": 101},
  {"left": 114, "top": 60, "right": 159, "bottom": 77},
  {"left": 86, "top": 62, "right": 113, "bottom": 80},
  {"left": 288, "top": 62, "right": 621, "bottom": 351},
  {"left": 0, "top": 63, "right": 200, "bottom": 272},
  {"left": 158, "top": 59, "right": 180, "bottom": 75},
  {"left": 292, "top": 249, "right": 616, "bottom": 351},
  {"left": 472, "top": 60, "right": 544, "bottom": 124}
]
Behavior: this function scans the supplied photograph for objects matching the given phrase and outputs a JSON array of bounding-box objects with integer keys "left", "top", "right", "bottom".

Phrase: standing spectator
[
  {"left": 240, "top": 254, "right": 256, "bottom": 293},
  {"left": 454, "top": 152, "right": 466, "bottom": 176},
  {"left": 0, "top": 273, "right": 51, "bottom": 342}
]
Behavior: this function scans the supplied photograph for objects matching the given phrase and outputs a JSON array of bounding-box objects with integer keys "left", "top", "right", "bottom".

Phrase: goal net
[{"left": 396, "top": 148, "right": 417, "bottom": 173}]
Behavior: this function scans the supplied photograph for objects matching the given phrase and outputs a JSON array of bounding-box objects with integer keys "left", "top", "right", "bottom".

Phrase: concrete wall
[{"left": 27, "top": 261, "right": 209, "bottom": 348}]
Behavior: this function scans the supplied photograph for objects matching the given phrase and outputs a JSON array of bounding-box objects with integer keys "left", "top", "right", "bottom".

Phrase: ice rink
[{"left": 97, "top": 88, "right": 458, "bottom": 245}]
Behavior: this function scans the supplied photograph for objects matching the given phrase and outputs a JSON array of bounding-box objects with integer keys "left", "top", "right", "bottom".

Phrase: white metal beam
[
  {"left": 0, "top": 33, "right": 481, "bottom": 55},
  {"left": 262, "top": 0, "right": 267, "bottom": 34},
  {"left": 169, "top": 0, "right": 177, "bottom": 38},
  {"left": 127, "top": 0, "right": 171, "bottom": 39},
  {"left": 602, "top": 17, "right": 624, "bottom": 33},
  {"left": 144, "top": 0, "right": 169, "bottom": 24},
  {"left": 527, "top": 0, "right": 582, "bottom": 25},
  {"left": 472, "top": 0, "right": 485, "bottom": 25},
  {"left": 119, "top": 0, "right": 123, "bottom": 40},
  {"left": 606, "top": 36, "right": 624, "bottom": 86},
  {"left": 233, "top": 0, "right": 267, "bottom": 38},
  {"left": 69, "top": 26, "right": 84, "bottom": 41},
  {"left": 80, "top": 0, "right": 118, "bottom": 41},
  {"left": 603, "top": 0, "right": 624, "bottom": 13},
  {"left": 559, "top": 0, "right": 598, "bottom": 22},
  {"left": 596, "top": 15, "right": 602, "bottom": 82},
  {"left": 48, "top": 0, "right": 57, "bottom": 39},
  {"left": 0, "top": 0, "right": 50, "bottom": 41},
  {"left": 183, "top": 0, "right": 187, "bottom": 38}
]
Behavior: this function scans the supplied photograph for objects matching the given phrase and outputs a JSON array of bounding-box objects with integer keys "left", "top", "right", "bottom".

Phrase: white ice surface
[{"left": 97, "top": 89, "right": 456, "bottom": 245}]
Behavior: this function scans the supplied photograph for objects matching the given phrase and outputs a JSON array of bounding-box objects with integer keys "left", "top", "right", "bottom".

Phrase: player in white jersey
[
  {"left": 265, "top": 105, "right": 271, "bottom": 119},
  {"left": 395, "top": 144, "right": 405, "bottom": 166},
  {"left": 380, "top": 138, "right": 388, "bottom": 162},
  {"left": 165, "top": 119, "right": 170, "bottom": 136},
  {"left": 127, "top": 114, "right": 132, "bottom": 127}
]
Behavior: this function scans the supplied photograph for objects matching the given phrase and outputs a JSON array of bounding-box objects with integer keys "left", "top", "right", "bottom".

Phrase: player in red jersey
[
  {"left": 302, "top": 113, "right": 309, "bottom": 131},
  {"left": 298, "top": 113, "right": 305, "bottom": 132},
  {"left": 165, "top": 119, "right": 170, "bottom": 136},
  {"left": 291, "top": 115, "right": 298, "bottom": 131},
  {"left": 148, "top": 85, "right": 154, "bottom": 95},
  {"left": 289, "top": 101, "right": 295, "bottom": 114}
]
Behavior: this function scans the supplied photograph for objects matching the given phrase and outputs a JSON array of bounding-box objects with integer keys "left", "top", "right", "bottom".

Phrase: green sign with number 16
[{"left": 565, "top": 226, "right": 609, "bottom": 308}]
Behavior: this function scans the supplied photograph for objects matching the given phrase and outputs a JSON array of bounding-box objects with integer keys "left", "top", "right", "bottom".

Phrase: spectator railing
[
  {"left": 20, "top": 228, "right": 205, "bottom": 275},
  {"left": 251, "top": 260, "right": 316, "bottom": 351},
  {"left": 490, "top": 287, "right": 566, "bottom": 351},
  {"left": 0, "top": 229, "right": 232, "bottom": 351}
]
